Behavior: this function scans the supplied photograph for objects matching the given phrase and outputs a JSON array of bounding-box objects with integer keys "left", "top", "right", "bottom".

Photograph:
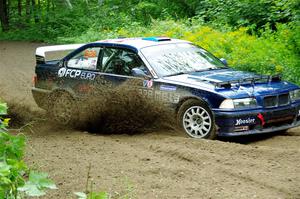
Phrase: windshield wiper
[
  {"left": 164, "top": 67, "right": 228, "bottom": 77},
  {"left": 193, "top": 67, "right": 227, "bottom": 72},
  {"left": 163, "top": 72, "right": 187, "bottom": 77}
]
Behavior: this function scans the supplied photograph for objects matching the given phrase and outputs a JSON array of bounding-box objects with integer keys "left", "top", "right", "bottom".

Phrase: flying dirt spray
[
  {"left": 2, "top": 79, "right": 176, "bottom": 134},
  {"left": 76, "top": 79, "right": 176, "bottom": 134}
]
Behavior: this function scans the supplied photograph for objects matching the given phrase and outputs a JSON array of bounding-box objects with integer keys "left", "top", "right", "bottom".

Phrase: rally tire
[
  {"left": 50, "top": 92, "right": 78, "bottom": 126},
  {"left": 177, "top": 99, "right": 216, "bottom": 139}
]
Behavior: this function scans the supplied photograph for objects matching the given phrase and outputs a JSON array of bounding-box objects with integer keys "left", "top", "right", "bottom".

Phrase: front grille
[
  {"left": 263, "top": 93, "right": 290, "bottom": 108},
  {"left": 278, "top": 93, "right": 289, "bottom": 106},
  {"left": 264, "top": 96, "right": 277, "bottom": 107}
]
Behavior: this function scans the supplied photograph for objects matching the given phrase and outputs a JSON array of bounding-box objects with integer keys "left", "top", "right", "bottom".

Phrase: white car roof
[{"left": 35, "top": 37, "right": 190, "bottom": 58}]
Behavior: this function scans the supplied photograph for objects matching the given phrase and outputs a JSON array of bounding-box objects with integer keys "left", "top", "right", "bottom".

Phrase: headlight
[
  {"left": 219, "top": 98, "right": 257, "bottom": 109},
  {"left": 290, "top": 89, "right": 300, "bottom": 102}
]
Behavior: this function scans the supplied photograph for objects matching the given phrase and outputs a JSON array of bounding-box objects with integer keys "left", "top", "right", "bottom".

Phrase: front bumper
[{"left": 214, "top": 102, "right": 300, "bottom": 136}]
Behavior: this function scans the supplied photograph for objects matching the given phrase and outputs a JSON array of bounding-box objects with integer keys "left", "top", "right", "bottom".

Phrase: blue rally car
[{"left": 32, "top": 37, "right": 300, "bottom": 139}]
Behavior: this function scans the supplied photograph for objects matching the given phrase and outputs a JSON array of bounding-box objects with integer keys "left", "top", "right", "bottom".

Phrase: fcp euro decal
[{"left": 58, "top": 68, "right": 96, "bottom": 80}]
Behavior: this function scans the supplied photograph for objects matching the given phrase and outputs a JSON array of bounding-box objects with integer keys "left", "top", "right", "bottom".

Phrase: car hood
[{"left": 161, "top": 69, "right": 298, "bottom": 98}]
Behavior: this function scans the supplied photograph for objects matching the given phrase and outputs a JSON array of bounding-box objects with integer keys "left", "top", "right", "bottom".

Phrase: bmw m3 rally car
[{"left": 32, "top": 37, "right": 300, "bottom": 139}]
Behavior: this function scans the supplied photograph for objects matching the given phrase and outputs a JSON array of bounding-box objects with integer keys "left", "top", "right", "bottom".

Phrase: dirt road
[{"left": 0, "top": 41, "right": 299, "bottom": 199}]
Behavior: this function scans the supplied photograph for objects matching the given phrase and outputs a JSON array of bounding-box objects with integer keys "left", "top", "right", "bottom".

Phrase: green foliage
[
  {"left": 0, "top": 102, "right": 56, "bottom": 198},
  {"left": 2, "top": 0, "right": 299, "bottom": 39},
  {"left": 0, "top": 0, "right": 299, "bottom": 86},
  {"left": 18, "top": 171, "right": 57, "bottom": 197},
  {"left": 75, "top": 191, "right": 108, "bottom": 199},
  {"left": 0, "top": 102, "right": 24, "bottom": 198},
  {"left": 186, "top": 0, "right": 300, "bottom": 31},
  {"left": 0, "top": 103, "right": 7, "bottom": 115},
  {"left": 74, "top": 166, "right": 134, "bottom": 199}
]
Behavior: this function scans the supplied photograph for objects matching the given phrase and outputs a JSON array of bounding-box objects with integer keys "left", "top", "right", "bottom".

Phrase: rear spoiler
[{"left": 35, "top": 44, "right": 85, "bottom": 64}]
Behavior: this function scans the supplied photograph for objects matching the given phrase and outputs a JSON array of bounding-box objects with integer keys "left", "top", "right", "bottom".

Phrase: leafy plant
[
  {"left": 74, "top": 163, "right": 109, "bottom": 199},
  {"left": 18, "top": 171, "right": 57, "bottom": 197},
  {"left": 0, "top": 101, "right": 56, "bottom": 198},
  {"left": 74, "top": 164, "right": 135, "bottom": 199},
  {"left": 0, "top": 102, "right": 25, "bottom": 199},
  {"left": 74, "top": 191, "right": 108, "bottom": 199}
]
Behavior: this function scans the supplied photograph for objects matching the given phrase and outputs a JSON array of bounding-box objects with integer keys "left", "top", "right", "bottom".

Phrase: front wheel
[{"left": 177, "top": 99, "right": 216, "bottom": 139}]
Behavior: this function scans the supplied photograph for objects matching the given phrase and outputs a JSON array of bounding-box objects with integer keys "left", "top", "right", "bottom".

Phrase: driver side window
[
  {"left": 101, "top": 48, "right": 149, "bottom": 76},
  {"left": 67, "top": 47, "right": 101, "bottom": 70}
]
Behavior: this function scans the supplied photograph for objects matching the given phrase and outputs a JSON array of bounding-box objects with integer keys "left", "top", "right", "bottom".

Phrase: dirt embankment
[{"left": 0, "top": 41, "right": 299, "bottom": 199}]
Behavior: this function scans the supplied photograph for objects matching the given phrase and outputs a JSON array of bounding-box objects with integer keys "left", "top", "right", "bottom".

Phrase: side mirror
[
  {"left": 220, "top": 58, "right": 228, "bottom": 66},
  {"left": 59, "top": 60, "right": 65, "bottom": 67},
  {"left": 131, "top": 68, "right": 151, "bottom": 79}
]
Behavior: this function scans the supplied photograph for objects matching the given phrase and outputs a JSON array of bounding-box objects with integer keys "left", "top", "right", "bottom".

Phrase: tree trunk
[
  {"left": 38, "top": 0, "right": 41, "bottom": 19},
  {"left": 31, "top": 0, "right": 39, "bottom": 23},
  {"left": 18, "top": 0, "right": 21, "bottom": 16},
  {"left": 0, "top": 0, "right": 9, "bottom": 31},
  {"left": 26, "top": 0, "right": 30, "bottom": 22},
  {"left": 51, "top": 0, "right": 54, "bottom": 11},
  {"left": 46, "top": 0, "right": 49, "bottom": 12}
]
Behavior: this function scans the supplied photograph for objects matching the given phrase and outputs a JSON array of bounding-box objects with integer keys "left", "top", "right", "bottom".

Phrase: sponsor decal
[
  {"left": 235, "top": 117, "right": 256, "bottom": 126},
  {"left": 143, "top": 79, "right": 153, "bottom": 88},
  {"left": 84, "top": 50, "right": 97, "bottom": 58},
  {"left": 138, "top": 89, "right": 180, "bottom": 103},
  {"left": 58, "top": 68, "right": 67, "bottom": 77},
  {"left": 160, "top": 85, "right": 177, "bottom": 91},
  {"left": 58, "top": 68, "right": 96, "bottom": 80},
  {"left": 298, "top": 110, "right": 300, "bottom": 117},
  {"left": 234, "top": 126, "right": 249, "bottom": 132}
]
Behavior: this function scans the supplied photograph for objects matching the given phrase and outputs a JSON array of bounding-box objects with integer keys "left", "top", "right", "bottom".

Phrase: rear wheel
[
  {"left": 50, "top": 92, "right": 77, "bottom": 126},
  {"left": 177, "top": 99, "right": 216, "bottom": 139}
]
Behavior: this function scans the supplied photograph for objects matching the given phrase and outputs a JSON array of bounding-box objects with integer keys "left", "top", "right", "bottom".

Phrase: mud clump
[{"left": 77, "top": 80, "right": 176, "bottom": 134}]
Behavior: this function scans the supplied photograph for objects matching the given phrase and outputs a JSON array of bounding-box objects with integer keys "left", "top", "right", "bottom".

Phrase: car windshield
[{"left": 141, "top": 43, "right": 227, "bottom": 77}]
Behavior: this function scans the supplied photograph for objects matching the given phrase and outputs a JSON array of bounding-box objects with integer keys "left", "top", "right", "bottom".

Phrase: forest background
[{"left": 0, "top": 0, "right": 299, "bottom": 83}]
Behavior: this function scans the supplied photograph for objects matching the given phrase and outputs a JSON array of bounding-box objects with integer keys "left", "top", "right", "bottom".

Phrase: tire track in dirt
[{"left": 117, "top": 135, "right": 300, "bottom": 198}]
